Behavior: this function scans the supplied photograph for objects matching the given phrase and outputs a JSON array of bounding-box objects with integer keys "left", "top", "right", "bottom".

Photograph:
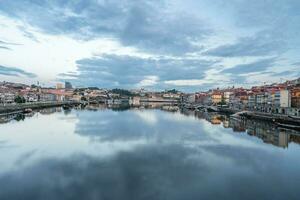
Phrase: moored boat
[{"left": 23, "top": 108, "right": 33, "bottom": 114}]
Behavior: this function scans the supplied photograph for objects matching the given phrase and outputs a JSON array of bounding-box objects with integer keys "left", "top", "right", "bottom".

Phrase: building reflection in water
[
  {"left": 39, "top": 107, "right": 62, "bottom": 115},
  {"left": 0, "top": 103, "right": 299, "bottom": 149},
  {"left": 189, "top": 110, "right": 300, "bottom": 149}
]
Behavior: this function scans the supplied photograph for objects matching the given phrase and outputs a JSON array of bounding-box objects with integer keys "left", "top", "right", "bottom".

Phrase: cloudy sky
[{"left": 0, "top": 0, "right": 299, "bottom": 91}]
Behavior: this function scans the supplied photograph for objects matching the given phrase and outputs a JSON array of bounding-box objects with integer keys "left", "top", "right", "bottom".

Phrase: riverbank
[
  {"left": 184, "top": 104, "right": 300, "bottom": 130},
  {"left": 0, "top": 101, "right": 80, "bottom": 115},
  {"left": 240, "top": 111, "right": 300, "bottom": 130}
]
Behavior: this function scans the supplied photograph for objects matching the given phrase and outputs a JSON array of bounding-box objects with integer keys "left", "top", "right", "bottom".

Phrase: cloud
[
  {"left": 204, "top": 32, "right": 285, "bottom": 57},
  {"left": 0, "top": 40, "right": 20, "bottom": 46},
  {"left": 222, "top": 58, "right": 276, "bottom": 74},
  {"left": 0, "top": 46, "right": 11, "bottom": 50},
  {"left": 0, "top": 65, "right": 37, "bottom": 78},
  {"left": 136, "top": 76, "right": 159, "bottom": 88},
  {"left": 0, "top": 143, "right": 298, "bottom": 199},
  {"left": 0, "top": 0, "right": 210, "bottom": 55},
  {"left": 74, "top": 109, "right": 211, "bottom": 142},
  {"left": 0, "top": 39, "right": 21, "bottom": 51},
  {"left": 0, "top": 0, "right": 299, "bottom": 88},
  {"left": 60, "top": 54, "right": 216, "bottom": 89}
]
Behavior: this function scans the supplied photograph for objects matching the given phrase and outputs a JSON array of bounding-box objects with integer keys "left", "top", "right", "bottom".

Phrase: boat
[
  {"left": 23, "top": 108, "right": 33, "bottom": 113},
  {"left": 62, "top": 105, "right": 72, "bottom": 110}
]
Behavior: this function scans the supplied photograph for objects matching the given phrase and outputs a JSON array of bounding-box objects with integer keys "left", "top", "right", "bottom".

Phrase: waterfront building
[
  {"left": 24, "top": 93, "right": 39, "bottom": 102},
  {"left": 223, "top": 91, "right": 233, "bottom": 103},
  {"left": 274, "top": 89, "right": 291, "bottom": 108},
  {"left": 41, "top": 89, "right": 73, "bottom": 102},
  {"left": 195, "top": 93, "right": 209, "bottom": 105},
  {"left": 71, "top": 94, "right": 83, "bottom": 102},
  {"left": 39, "top": 93, "right": 57, "bottom": 102},
  {"left": 162, "top": 93, "right": 181, "bottom": 100},
  {"left": 266, "top": 90, "right": 277, "bottom": 107},
  {"left": 211, "top": 91, "right": 222, "bottom": 105},
  {"left": 229, "top": 90, "right": 248, "bottom": 110},
  {"left": 181, "top": 93, "right": 196, "bottom": 104},
  {"left": 291, "top": 88, "right": 300, "bottom": 108},
  {"left": 248, "top": 93, "right": 256, "bottom": 109},
  {"left": 0, "top": 93, "right": 15, "bottom": 104},
  {"left": 256, "top": 92, "right": 269, "bottom": 112}
]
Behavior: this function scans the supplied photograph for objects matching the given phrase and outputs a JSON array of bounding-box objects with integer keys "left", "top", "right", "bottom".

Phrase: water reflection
[
  {"left": 183, "top": 110, "right": 300, "bottom": 149},
  {"left": 0, "top": 105, "right": 300, "bottom": 200}
]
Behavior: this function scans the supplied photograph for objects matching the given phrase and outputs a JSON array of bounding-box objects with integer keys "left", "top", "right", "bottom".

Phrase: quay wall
[{"left": 0, "top": 101, "right": 79, "bottom": 114}]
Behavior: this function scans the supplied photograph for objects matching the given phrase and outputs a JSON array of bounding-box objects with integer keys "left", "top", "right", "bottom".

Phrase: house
[
  {"left": 274, "top": 89, "right": 291, "bottom": 108},
  {"left": 291, "top": 88, "right": 300, "bottom": 108},
  {"left": 211, "top": 91, "right": 222, "bottom": 105}
]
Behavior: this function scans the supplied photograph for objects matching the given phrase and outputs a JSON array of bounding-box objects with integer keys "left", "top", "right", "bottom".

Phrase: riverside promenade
[{"left": 0, "top": 101, "right": 80, "bottom": 115}]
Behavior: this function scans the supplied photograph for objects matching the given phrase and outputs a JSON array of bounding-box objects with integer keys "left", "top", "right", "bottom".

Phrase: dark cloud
[
  {"left": 0, "top": 40, "right": 20, "bottom": 46},
  {"left": 0, "top": 144, "right": 299, "bottom": 200},
  {"left": 118, "top": 2, "right": 209, "bottom": 54},
  {"left": 292, "top": 62, "right": 300, "bottom": 66},
  {"left": 227, "top": 0, "right": 300, "bottom": 32},
  {"left": 271, "top": 71, "right": 297, "bottom": 77},
  {"left": 0, "top": 147, "right": 209, "bottom": 200},
  {"left": 0, "top": 65, "right": 37, "bottom": 78},
  {"left": 0, "top": 40, "right": 21, "bottom": 50},
  {"left": 60, "top": 54, "right": 216, "bottom": 89},
  {"left": 0, "top": 0, "right": 299, "bottom": 87},
  {"left": 204, "top": 0, "right": 300, "bottom": 58},
  {"left": 0, "top": 46, "right": 11, "bottom": 50},
  {"left": 222, "top": 58, "right": 276, "bottom": 74},
  {"left": 204, "top": 32, "right": 285, "bottom": 57}
]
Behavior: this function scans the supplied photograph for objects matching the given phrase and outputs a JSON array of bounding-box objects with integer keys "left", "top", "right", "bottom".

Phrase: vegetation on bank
[
  {"left": 110, "top": 89, "right": 136, "bottom": 97},
  {"left": 14, "top": 96, "right": 26, "bottom": 104}
]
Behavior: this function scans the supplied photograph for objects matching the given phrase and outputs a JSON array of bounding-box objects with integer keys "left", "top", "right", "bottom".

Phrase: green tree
[
  {"left": 14, "top": 96, "right": 26, "bottom": 104},
  {"left": 81, "top": 96, "right": 87, "bottom": 101},
  {"left": 111, "top": 88, "right": 134, "bottom": 97},
  {"left": 218, "top": 95, "right": 226, "bottom": 106},
  {"left": 167, "top": 89, "right": 179, "bottom": 94}
]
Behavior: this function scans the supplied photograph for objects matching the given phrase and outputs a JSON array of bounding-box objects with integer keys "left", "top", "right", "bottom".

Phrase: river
[{"left": 0, "top": 105, "right": 300, "bottom": 200}]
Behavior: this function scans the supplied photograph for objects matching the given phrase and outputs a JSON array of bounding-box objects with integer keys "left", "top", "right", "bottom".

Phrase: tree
[
  {"left": 14, "top": 96, "right": 26, "bottom": 104},
  {"left": 167, "top": 89, "right": 179, "bottom": 94},
  {"left": 81, "top": 96, "right": 87, "bottom": 101},
  {"left": 111, "top": 88, "right": 134, "bottom": 97},
  {"left": 218, "top": 95, "right": 226, "bottom": 106}
]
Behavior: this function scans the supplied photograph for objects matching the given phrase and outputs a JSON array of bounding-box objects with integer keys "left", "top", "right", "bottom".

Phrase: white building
[
  {"left": 274, "top": 90, "right": 291, "bottom": 108},
  {"left": 223, "top": 92, "right": 233, "bottom": 103},
  {"left": 0, "top": 93, "right": 15, "bottom": 104}
]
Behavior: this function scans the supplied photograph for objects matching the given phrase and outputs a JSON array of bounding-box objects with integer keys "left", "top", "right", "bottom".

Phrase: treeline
[{"left": 110, "top": 89, "right": 136, "bottom": 97}]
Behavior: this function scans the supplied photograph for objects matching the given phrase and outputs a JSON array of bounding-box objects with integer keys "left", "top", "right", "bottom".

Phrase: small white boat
[{"left": 23, "top": 108, "right": 33, "bottom": 113}]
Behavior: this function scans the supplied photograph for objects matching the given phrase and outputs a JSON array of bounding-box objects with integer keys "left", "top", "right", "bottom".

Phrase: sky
[{"left": 0, "top": 0, "right": 299, "bottom": 91}]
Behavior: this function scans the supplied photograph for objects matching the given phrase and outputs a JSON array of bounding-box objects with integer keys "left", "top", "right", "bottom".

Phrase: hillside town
[
  {"left": 191, "top": 77, "right": 300, "bottom": 117},
  {"left": 0, "top": 77, "right": 300, "bottom": 117}
]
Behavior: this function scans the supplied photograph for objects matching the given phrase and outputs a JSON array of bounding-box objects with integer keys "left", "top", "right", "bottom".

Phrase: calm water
[{"left": 0, "top": 106, "right": 300, "bottom": 200}]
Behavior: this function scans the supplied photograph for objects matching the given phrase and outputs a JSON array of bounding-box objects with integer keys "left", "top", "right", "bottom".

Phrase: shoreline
[
  {"left": 184, "top": 104, "right": 300, "bottom": 130},
  {"left": 0, "top": 101, "right": 80, "bottom": 116}
]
